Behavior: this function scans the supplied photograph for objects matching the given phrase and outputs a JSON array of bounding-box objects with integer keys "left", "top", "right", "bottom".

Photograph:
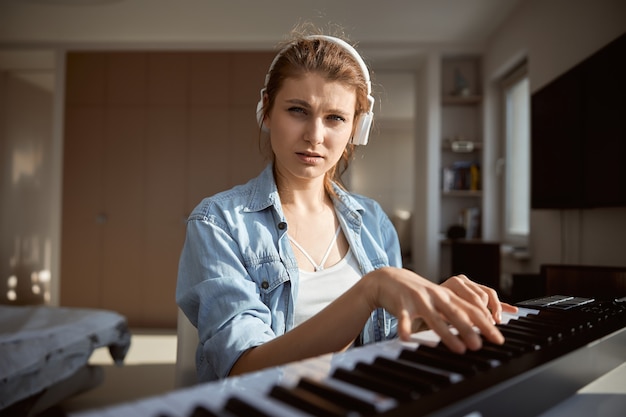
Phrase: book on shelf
[{"left": 442, "top": 161, "right": 481, "bottom": 192}]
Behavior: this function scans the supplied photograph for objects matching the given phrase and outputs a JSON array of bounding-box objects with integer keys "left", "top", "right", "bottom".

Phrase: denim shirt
[{"left": 176, "top": 164, "right": 401, "bottom": 381}]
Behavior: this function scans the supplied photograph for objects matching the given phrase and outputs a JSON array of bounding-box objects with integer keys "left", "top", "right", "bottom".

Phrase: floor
[{"left": 56, "top": 329, "right": 179, "bottom": 415}]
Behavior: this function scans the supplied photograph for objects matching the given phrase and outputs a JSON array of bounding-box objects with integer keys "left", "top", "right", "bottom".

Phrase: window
[{"left": 501, "top": 64, "right": 530, "bottom": 244}]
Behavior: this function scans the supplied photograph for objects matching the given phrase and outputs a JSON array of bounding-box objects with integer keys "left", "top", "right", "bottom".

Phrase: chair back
[{"left": 175, "top": 308, "right": 199, "bottom": 388}]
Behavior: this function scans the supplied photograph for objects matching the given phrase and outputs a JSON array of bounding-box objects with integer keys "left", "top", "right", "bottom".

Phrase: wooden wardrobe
[{"left": 61, "top": 50, "right": 274, "bottom": 327}]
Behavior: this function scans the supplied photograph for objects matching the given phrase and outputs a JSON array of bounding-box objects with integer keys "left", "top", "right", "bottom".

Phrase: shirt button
[
  {"left": 278, "top": 222, "right": 287, "bottom": 230},
  {"left": 261, "top": 281, "right": 269, "bottom": 289}
]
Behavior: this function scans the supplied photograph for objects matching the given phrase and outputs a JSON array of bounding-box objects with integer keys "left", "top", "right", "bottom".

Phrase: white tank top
[{"left": 293, "top": 249, "right": 362, "bottom": 327}]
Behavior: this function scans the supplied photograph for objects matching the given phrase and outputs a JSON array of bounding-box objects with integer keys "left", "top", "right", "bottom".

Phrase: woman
[{"left": 176, "top": 25, "right": 517, "bottom": 382}]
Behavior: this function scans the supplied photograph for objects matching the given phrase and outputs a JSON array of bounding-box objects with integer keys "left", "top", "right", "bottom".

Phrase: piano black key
[
  {"left": 512, "top": 316, "right": 570, "bottom": 336},
  {"left": 496, "top": 324, "right": 554, "bottom": 345},
  {"left": 527, "top": 319, "right": 581, "bottom": 335},
  {"left": 354, "top": 361, "right": 437, "bottom": 394},
  {"left": 515, "top": 316, "right": 575, "bottom": 336},
  {"left": 372, "top": 356, "right": 457, "bottom": 386},
  {"left": 297, "top": 377, "right": 378, "bottom": 415},
  {"left": 504, "top": 321, "right": 563, "bottom": 340},
  {"left": 432, "top": 342, "right": 507, "bottom": 365},
  {"left": 332, "top": 367, "right": 420, "bottom": 401},
  {"left": 270, "top": 385, "right": 350, "bottom": 417},
  {"left": 188, "top": 405, "right": 221, "bottom": 417},
  {"left": 223, "top": 396, "right": 273, "bottom": 417},
  {"left": 481, "top": 336, "right": 529, "bottom": 355},
  {"left": 269, "top": 385, "right": 350, "bottom": 417},
  {"left": 421, "top": 344, "right": 501, "bottom": 369},
  {"left": 507, "top": 337, "right": 542, "bottom": 352},
  {"left": 482, "top": 332, "right": 542, "bottom": 354},
  {"left": 477, "top": 343, "right": 516, "bottom": 360},
  {"left": 534, "top": 310, "right": 591, "bottom": 329},
  {"left": 399, "top": 348, "right": 478, "bottom": 376}
]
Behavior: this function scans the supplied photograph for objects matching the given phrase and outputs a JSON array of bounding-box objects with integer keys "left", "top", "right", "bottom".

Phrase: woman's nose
[{"left": 305, "top": 118, "right": 324, "bottom": 144}]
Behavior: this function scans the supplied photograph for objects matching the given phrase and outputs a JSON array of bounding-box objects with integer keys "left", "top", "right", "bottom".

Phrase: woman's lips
[{"left": 296, "top": 151, "right": 323, "bottom": 164}]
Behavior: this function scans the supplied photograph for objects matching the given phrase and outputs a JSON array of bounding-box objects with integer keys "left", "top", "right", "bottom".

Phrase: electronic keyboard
[{"left": 70, "top": 295, "right": 626, "bottom": 417}]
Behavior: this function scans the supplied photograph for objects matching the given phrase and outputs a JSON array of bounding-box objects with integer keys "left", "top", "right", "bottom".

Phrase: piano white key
[
  {"left": 280, "top": 352, "right": 336, "bottom": 386},
  {"left": 160, "top": 387, "right": 220, "bottom": 416},
  {"left": 133, "top": 398, "right": 182, "bottom": 417}
]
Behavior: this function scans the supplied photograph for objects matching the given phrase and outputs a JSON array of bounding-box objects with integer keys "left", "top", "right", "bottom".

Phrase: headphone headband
[{"left": 257, "top": 35, "right": 374, "bottom": 145}]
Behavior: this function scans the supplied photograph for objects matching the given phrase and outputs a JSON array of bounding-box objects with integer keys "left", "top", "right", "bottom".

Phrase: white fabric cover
[{"left": 0, "top": 305, "right": 131, "bottom": 411}]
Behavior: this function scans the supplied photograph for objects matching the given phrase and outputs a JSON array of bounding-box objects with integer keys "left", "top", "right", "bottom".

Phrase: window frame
[{"left": 499, "top": 62, "right": 530, "bottom": 247}]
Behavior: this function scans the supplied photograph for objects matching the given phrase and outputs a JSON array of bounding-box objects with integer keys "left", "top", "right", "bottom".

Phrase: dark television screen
[{"left": 531, "top": 33, "right": 626, "bottom": 209}]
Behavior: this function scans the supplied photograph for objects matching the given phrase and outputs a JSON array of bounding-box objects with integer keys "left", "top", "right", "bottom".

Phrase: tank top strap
[{"left": 288, "top": 226, "right": 341, "bottom": 272}]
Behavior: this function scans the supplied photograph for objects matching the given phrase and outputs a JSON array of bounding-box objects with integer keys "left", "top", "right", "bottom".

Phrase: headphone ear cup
[{"left": 351, "top": 111, "right": 373, "bottom": 145}]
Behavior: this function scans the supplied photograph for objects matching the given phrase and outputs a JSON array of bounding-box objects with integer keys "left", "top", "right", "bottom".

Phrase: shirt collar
[
  {"left": 243, "top": 163, "right": 366, "bottom": 219},
  {"left": 243, "top": 164, "right": 280, "bottom": 213}
]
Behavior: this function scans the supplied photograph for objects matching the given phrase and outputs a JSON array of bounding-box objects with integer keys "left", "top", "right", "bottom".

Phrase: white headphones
[{"left": 256, "top": 35, "right": 375, "bottom": 146}]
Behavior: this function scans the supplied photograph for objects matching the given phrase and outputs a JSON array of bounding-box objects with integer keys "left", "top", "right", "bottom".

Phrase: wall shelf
[{"left": 439, "top": 54, "right": 484, "bottom": 258}]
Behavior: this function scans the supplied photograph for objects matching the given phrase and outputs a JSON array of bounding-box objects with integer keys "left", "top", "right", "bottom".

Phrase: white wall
[
  {"left": 350, "top": 71, "right": 415, "bottom": 214},
  {"left": 349, "top": 71, "right": 416, "bottom": 260},
  {"left": 483, "top": 0, "right": 626, "bottom": 271}
]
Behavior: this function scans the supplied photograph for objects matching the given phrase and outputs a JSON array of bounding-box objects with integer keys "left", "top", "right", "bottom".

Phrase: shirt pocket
[{"left": 245, "top": 256, "right": 291, "bottom": 305}]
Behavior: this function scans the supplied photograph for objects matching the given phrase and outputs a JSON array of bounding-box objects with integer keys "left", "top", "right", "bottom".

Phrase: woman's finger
[
  {"left": 397, "top": 309, "right": 413, "bottom": 341},
  {"left": 442, "top": 275, "right": 492, "bottom": 320},
  {"left": 438, "top": 295, "right": 503, "bottom": 350},
  {"left": 422, "top": 309, "right": 468, "bottom": 353}
]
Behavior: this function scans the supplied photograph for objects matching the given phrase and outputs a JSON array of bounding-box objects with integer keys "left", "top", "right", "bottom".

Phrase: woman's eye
[
  {"left": 288, "top": 106, "right": 306, "bottom": 115},
  {"left": 328, "top": 114, "right": 346, "bottom": 122}
]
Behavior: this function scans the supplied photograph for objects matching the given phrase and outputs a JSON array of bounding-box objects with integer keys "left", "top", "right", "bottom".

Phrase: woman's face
[{"left": 265, "top": 72, "right": 356, "bottom": 185}]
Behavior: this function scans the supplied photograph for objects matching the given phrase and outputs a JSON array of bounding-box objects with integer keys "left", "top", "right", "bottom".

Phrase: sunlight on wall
[
  {"left": 12, "top": 142, "right": 44, "bottom": 185},
  {"left": 5, "top": 270, "right": 50, "bottom": 302},
  {"left": 3, "top": 235, "right": 52, "bottom": 304}
]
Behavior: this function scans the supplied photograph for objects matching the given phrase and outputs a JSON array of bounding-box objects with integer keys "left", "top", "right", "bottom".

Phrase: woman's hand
[
  {"left": 440, "top": 274, "right": 518, "bottom": 324},
  {"left": 365, "top": 268, "right": 517, "bottom": 354}
]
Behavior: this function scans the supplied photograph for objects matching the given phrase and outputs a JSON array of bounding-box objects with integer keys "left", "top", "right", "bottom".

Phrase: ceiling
[{"left": 0, "top": 0, "right": 522, "bottom": 70}]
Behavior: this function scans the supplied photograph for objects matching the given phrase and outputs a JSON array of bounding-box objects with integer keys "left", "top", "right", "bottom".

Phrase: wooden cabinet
[{"left": 61, "top": 51, "right": 273, "bottom": 327}]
